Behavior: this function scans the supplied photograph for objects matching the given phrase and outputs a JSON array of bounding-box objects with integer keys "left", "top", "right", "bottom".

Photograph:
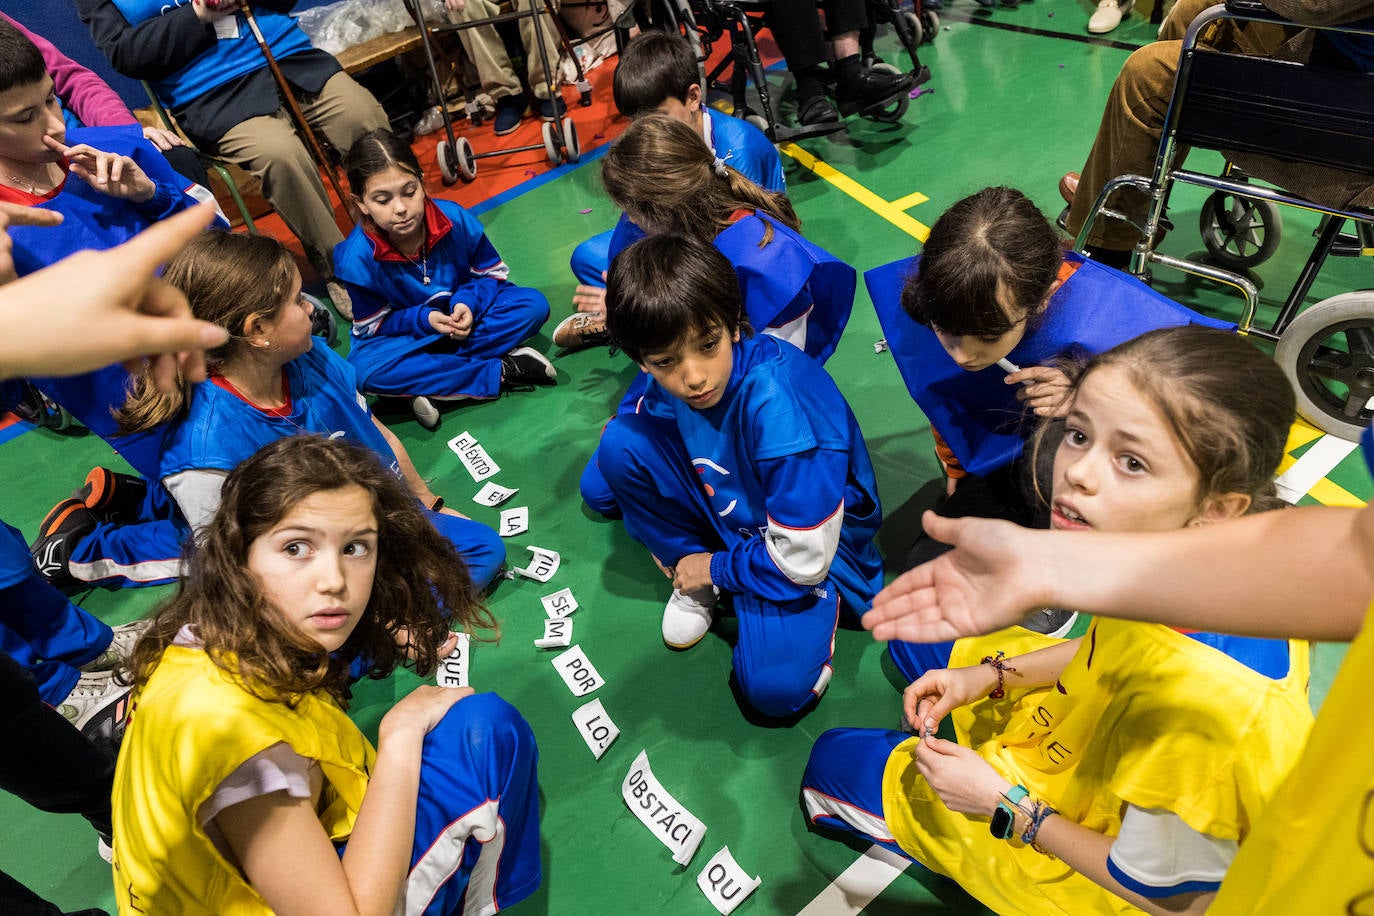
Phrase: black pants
[
  {"left": 767, "top": 0, "right": 871, "bottom": 71},
  {"left": 0, "top": 651, "right": 114, "bottom": 916},
  {"left": 905, "top": 455, "right": 1048, "bottom": 572}
]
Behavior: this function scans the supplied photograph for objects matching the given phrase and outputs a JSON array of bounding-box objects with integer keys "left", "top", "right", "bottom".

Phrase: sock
[
  {"left": 834, "top": 54, "right": 864, "bottom": 90},
  {"left": 795, "top": 66, "right": 826, "bottom": 104}
]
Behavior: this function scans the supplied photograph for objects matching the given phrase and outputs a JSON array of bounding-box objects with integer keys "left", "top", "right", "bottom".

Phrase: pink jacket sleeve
[{"left": 1, "top": 12, "right": 135, "bottom": 127}]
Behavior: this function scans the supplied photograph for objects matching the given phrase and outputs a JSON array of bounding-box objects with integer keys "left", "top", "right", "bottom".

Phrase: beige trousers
[
  {"left": 447, "top": 0, "right": 562, "bottom": 102},
  {"left": 215, "top": 71, "right": 388, "bottom": 274}
]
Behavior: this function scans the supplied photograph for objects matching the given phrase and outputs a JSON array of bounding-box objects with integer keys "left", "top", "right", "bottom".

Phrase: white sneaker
[
  {"left": 662, "top": 586, "right": 717, "bottom": 649},
  {"left": 80, "top": 619, "right": 151, "bottom": 673},
  {"left": 411, "top": 396, "right": 441, "bottom": 430},
  {"left": 1088, "top": 0, "right": 1132, "bottom": 33},
  {"left": 324, "top": 279, "right": 354, "bottom": 321},
  {"left": 56, "top": 670, "right": 133, "bottom": 740}
]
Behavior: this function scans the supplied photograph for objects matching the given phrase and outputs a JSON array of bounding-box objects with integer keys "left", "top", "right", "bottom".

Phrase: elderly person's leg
[{"left": 216, "top": 111, "right": 344, "bottom": 276}]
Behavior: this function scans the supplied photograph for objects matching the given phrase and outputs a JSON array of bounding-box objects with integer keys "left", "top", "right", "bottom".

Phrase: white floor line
[
  {"left": 1275, "top": 434, "right": 1358, "bottom": 503},
  {"left": 797, "top": 844, "right": 911, "bottom": 916}
]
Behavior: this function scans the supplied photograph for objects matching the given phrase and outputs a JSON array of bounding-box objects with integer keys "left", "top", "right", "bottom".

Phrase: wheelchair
[
  {"left": 1076, "top": 0, "right": 1374, "bottom": 441},
  {"left": 641, "top": 0, "right": 934, "bottom": 142}
]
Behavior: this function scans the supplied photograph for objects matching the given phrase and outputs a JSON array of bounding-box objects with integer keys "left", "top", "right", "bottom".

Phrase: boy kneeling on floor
[{"left": 596, "top": 234, "right": 883, "bottom": 720}]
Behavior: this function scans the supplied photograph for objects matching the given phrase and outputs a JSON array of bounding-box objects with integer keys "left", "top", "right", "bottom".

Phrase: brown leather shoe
[{"left": 1058, "top": 172, "right": 1080, "bottom": 205}]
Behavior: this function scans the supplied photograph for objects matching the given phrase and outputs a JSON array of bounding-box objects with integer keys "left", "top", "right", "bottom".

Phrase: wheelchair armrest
[{"left": 1223, "top": 0, "right": 1281, "bottom": 19}]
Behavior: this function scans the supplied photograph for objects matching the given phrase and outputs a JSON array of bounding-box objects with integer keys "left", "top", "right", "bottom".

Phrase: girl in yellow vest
[
  {"left": 111, "top": 435, "right": 541, "bottom": 916},
  {"left": 801, "top": 326, "right": 1314, "bottom": 915}
]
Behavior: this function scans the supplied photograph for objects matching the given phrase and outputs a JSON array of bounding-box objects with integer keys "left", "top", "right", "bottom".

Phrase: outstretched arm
[{"left": 864, "top": 506, "right": 1374, "bottom": 645}]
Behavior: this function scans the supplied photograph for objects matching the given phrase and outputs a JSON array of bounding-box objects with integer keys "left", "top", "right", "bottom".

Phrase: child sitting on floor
[
  {"left": 802, "top": 326, "right": 1311, "bottom": 915},
  {"left": 598, "top": 235, "right": 882, "bottom": 720},
  {"left": 334, "top": 129, "right": 554, "bottom": 430},
  {"left": 560, "top": 29, "right": 785, "bottom": 344},
  {"left": 113, "top": 435, "right": 540, "bottom": 914},
  {"left": 866, "top": 186, "right": 1230, "bottom": 575},
  {"left": 115, "top": 229, "right": 507, "bottom": 592}
]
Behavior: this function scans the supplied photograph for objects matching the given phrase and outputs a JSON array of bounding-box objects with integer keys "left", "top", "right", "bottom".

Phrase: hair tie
[{"left": 712, "top": 156, "right": 729, "bottom": 179}]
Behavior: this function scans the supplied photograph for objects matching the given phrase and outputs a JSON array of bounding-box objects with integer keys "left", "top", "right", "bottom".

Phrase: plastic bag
[{"left": 295, "top": 0, "right": 431, "bottom": 56}]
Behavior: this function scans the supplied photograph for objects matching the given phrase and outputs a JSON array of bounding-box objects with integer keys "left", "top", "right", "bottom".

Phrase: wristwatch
[{"left": 991, "top": 785, "right": 1029, "bottom": 840}]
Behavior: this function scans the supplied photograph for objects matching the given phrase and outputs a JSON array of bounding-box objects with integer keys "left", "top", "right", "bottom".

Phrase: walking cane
[{"left": 225, "top": 0, "right": 353, "bottom": 230}]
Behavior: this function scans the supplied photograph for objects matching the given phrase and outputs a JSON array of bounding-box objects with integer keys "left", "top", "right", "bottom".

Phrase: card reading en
[{"left": 472, "top": 482, "right": 518, "bottom": 507}]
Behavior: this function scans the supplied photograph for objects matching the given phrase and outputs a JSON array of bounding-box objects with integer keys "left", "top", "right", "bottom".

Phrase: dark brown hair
[
  {"left": 1033, "top": 326, "right": 1295, "bottom": 514},
  {"left": 903, "top": 186, "right": 1061, "bottom": 337},
  {"left": 115, "top": 230, "right": 298, "bottom": 433},
  {"left": 612, "top": 30, "right": 699, "bottom": 117},
  {"left": 124, "top": 435, "right": 495, "bottom": 707},
  {"left": 343, "top": 128, "right": 426, "bottom": 197},
  {"left": 606, "top": 235, "right": 751, "bottom": 363},
  {"left": 0, "top": 20, "right": 46, "bottom": 95},
  {"left": 601, "top": 115, "right": 799, "bottom": 243}
]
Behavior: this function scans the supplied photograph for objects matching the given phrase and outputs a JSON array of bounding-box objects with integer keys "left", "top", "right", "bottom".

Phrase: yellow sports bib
[
  {"left": 883, "top": 619, "right": 1312, "bottom": 915},
  {"left": 1211, "top": 600, "right": 1374, "bottom": 913}
]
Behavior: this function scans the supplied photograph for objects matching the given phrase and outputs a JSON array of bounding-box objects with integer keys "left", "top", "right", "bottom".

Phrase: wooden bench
[{"left": 334, "top": 26, "right": 425, "bottom": 74}]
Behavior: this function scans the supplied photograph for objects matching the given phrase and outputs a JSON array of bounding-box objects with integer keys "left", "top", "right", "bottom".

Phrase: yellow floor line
[
  {"left": 780, "top": 143, "right": 931, "bottom": 242},
  {"left": 889, "top": 190, "right": 931, "bottom": 212}
]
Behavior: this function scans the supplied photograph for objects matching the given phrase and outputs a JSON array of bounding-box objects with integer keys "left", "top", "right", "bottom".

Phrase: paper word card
[
  {"left": 621, "top": 750, "right": 707, "bottom": 866},
  {"left": 697, "top": 847, "right": 761, "bottom": 915},
  {"left": 447, "top": 430, "right": 500, "bottom": 481},
  {"left": 512, "top": 546, "right": 560, "bottom": 582},
  {"left": 435, "top": 632, "right": 471, "bottom": 689},
  {"left": 540, "top": 587, "right": 579, "bottom": 619},
  {"left": 570, "top": 698, "right": 619, "bottom": 760},
  {"left": 499, "top": 506, "right": 529, "bottom": 537},
  {"left": 533, "top": 617, "right": 572, "bottom": 649},
  {"left": 551, "top": 645, "right": 603, "bottom": 696},
  {"left": 472, "top": 482, "right": 517, "bottom": 507}
]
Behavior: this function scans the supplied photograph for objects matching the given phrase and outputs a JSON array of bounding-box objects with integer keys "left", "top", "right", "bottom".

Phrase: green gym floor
[{"left": 3, "top": 1, "right": 1370, "bottom": 911}]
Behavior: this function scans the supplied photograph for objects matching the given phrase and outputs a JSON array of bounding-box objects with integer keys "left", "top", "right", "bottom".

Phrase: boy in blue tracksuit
[
  {"left": 560, "top": 30, "right": 785, "bottom": 346},
  {"left": 598, "top": 235, "right": 882, "bottom": 720}
]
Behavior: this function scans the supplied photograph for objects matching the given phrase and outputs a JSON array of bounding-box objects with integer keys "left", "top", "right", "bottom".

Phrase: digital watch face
[{"left": 990, "top": 804, "right": 1015, "bottom": 840}]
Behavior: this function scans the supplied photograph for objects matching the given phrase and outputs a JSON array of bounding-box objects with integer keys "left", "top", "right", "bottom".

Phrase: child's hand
[
  {"left": 428, "top": 306, "right": 472, "bottom": 341},
  {"left": 1006, "top": 366, "right": 1072, "bottom": 417},
  {"left": 46, "top": 137, "right": 156, "bottom": 203},
  {"left": 902, "top": 664, "right": 998, "bottom": 736},
  {"left": 380, "top": 684, "right": 472, "bottom": 744},
  {"left": 915, "top": 735, "right": 1011, "bottom": 819},
  {"left": 572, "top": 284, "right": 606, "bottom": 316},
  {"left": 671, "top": 552, "right": 714, "bottom": 592},
  {"left": 192, "top": 0, "right": 237, "bottom": 22},
  {"left": 444, "top": 0, "right": 466, "bottom": 10}
]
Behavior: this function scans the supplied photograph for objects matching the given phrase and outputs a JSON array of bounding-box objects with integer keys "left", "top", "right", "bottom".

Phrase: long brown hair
[
  {"left": 600, "top": 114, "right": 799, "bottom": 242},
  {"left": 123, "top": 435, "right": 496, "bottom": 707},
  {"left": 114, "top": 231, "right": 298, "bottom": 434},
  {"left": 1032, "top": 327, "right": 1294, "bottom": 514}
]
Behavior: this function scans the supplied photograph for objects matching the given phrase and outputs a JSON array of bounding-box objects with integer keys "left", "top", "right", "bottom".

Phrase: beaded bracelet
[
  {"left": 1020, "top": 800, "right": 1058, "bottom": 853},
  {"left": 980, "top": 650, "right": 1018, "bottom": 699}
]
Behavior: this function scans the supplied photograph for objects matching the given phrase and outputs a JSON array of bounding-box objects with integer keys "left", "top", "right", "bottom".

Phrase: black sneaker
[
  {"left": 1022, "top": 608, "right": 1078, "bottom": 638},
  {"left": 31, "top": 498, "right": 97, "bottom": 591},
  {"left": 835, "top": 65, "right": 915, "bottom": 118},
  {"left": 494, "top": 96, "right": 528, "bottom": 136},
  {"left": 499, "top": 347, "right": 557, "bottom": 389},
  {"left": 14, "top": 381, "right": 75, "bottom": 431},
  {"left": 305, "top": 292, "right": 339, "bottom": 346},
  {"left": 74, "top": 467, "right": 148, "bottom": 523}
]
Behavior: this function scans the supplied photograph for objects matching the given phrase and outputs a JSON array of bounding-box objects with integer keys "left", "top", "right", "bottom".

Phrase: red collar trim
[
  {"left": 363, "top": 197, "right": 453, "bottom": 263},
  {"left": 727, "top": 207, "right": 755, "bottom": 224},
  {"left": 209, "top": 368, "right": 293, "bottom": 417}
]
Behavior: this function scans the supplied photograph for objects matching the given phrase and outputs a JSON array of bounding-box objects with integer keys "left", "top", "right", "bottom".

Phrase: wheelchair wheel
[
  {"left": 437, "top": 137, "right": 476, "bottom": 185},
  {"left": 903, "top": 11, "right": 924, "bottom": 45},
  {"left": 563, "top": 120, "right": 581, "bottom": 164},
  {"left": 744, "top": 113, "right": 770, "bottom": 135},
  {"left": 1199, "top": 191, "right": 1282, "bottom": 271},
  {"left": 864, "top": 63, "right": 911, "bottom": 123},
  {"left": 1274, "top": 290, "right": 1374, "bottom": 441},
  {"left": 542, "top": 121, "right": 562, "bottom": 166},
  {"left": 916, "top": 9, "right": 939, "bottom": 42}
]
